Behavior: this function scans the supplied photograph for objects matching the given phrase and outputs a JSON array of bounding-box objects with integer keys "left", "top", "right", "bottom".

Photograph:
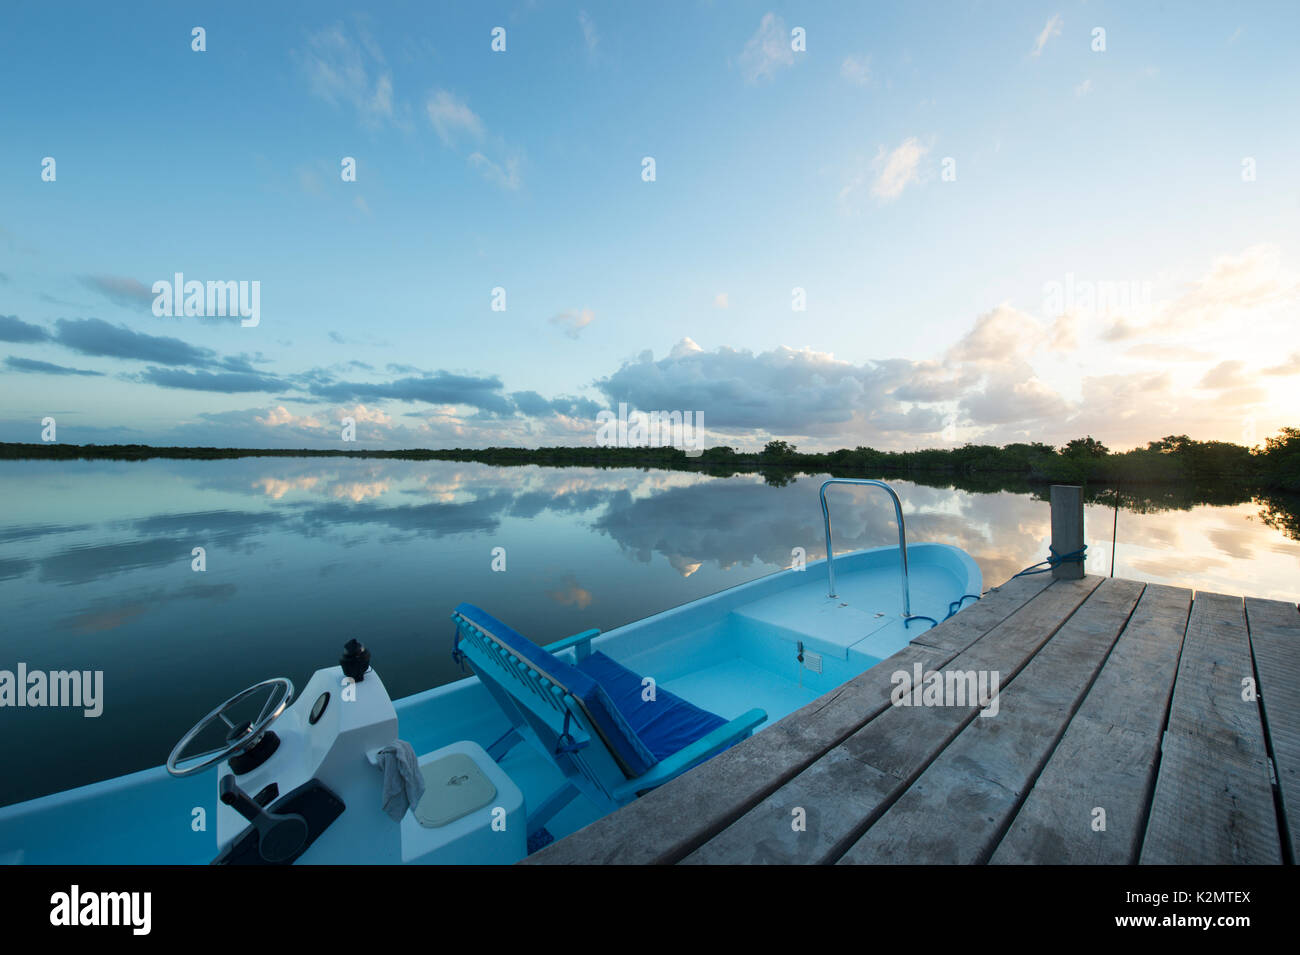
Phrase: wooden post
[{"left": 1050, "top": 485, "right": 1085, "bottom": 580}]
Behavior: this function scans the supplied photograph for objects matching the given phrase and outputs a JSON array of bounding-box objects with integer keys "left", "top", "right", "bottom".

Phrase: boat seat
[
  {"left": 574, "top": 651, "right": 727, "bottom": 762},
  {"left": 450, "top": 603, "right": 766, "bottom": 817}
]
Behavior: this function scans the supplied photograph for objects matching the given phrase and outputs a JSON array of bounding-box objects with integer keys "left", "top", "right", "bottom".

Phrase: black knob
[{"left": 340, "top": 639, "right": 370, "bottom": 682}]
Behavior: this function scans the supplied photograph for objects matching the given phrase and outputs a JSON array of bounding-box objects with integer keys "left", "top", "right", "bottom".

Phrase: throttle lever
[{"left": 220, "top": 774, "right": 310, "bottom": 863}]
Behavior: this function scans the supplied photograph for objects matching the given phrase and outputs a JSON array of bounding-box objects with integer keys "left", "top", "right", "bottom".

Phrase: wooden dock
[{"left": 525, "top": 572, "right": 1299, "bottom": 865}]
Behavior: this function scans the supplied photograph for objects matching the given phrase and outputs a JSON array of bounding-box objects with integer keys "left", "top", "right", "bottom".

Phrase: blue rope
[
  {"left": 1010, "top": 544, "right": 1088, "bottom": 579},
  {"left": 945, "top": 593, "right": 982, "bottom": 620},
  {"left": 450, "top": 626, "right": 467, "bottom": 671},
  {"left": 555, "top": 710, "right": 589, "bottom": 755},
  {"left": 904, "top": 593, "right": 983, "bottom": 632}
]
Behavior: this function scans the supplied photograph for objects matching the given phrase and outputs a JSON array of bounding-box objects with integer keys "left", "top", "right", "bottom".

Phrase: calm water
[{"left": 1, "top": 458, "right": 1297, "bottom": 807}]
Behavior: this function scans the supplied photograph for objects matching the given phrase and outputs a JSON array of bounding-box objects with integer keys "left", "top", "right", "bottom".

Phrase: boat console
[{"left": 165, "top": 641, "right": 525, "bottom": 865}]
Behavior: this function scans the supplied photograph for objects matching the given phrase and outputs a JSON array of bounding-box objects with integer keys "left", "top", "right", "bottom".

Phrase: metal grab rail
[{"left": 819, "top": 479, "right": 911, "bottom": 616}]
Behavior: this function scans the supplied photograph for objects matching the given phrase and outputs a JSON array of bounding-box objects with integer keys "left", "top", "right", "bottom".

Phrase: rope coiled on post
[{"left": 1010, "top": 544, "right": 1088, "bottom": 579}]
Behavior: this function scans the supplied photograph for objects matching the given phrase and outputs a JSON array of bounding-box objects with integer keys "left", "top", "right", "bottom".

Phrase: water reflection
[{"left": 0, "top": 457, "right": 1296, "bottom": 807}]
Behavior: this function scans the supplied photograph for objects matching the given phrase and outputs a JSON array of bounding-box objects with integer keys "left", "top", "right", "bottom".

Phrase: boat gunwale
[{"left": 0, "top": 542, "right": 980, "bottom": 832}]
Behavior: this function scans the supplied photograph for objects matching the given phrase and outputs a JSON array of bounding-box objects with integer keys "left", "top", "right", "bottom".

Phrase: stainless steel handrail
[{"left": 819, "top": 478, "right": 911, "bottom": 616}]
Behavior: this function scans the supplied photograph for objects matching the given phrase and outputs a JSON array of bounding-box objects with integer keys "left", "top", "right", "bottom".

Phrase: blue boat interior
[{"left": 0, "top": 535, "right": 981, "bottom": 864}]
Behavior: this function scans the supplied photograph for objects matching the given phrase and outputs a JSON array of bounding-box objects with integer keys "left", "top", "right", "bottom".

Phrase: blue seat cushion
[
  {"left": 452, "top": 604, "right": 658, "bottom": 777},
  {"left": 576, "top": 651, "right": 728, "bottom": 762}
]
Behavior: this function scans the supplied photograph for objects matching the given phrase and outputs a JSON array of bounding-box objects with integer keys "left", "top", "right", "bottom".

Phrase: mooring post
[{"left": 1050, "top": 485, "right": 1085, "bottom": 580}]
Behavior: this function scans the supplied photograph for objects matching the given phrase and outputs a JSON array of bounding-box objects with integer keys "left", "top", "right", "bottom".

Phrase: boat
[{"left": 0, "top": 480, "right": 981, "bottom": 864}]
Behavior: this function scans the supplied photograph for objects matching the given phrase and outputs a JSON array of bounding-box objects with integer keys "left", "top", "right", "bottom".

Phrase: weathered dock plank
[
  {"left": 1140, "top": 592, "right": 1281, "bottom": 865},
  {"left": 524, "top": 572, "right": 1054, "bottom": 864},
  {"left": 528, "top": 570, "right": 1292, "bottom": 866},
  {"left": 836, "top": 577, "right": 1143, "bottom": 864},
  {"left": 990, "top": 583, "right": 1191, "bottom": 864},
  {"left": 679, "top": 575, "right": 1102, "bottom": 865},
  {"left": 1246, "top": 596, "right": 1300, "bottom": 861}
]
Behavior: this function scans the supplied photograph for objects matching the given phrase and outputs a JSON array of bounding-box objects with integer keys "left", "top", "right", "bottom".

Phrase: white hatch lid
[{"left": 414, "top": 752, "right": 498, "bottom": 828}]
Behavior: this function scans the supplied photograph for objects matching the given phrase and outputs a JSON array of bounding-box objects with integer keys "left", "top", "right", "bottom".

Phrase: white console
[{"left": 212, "top": 663, "right": 525, "bottom": 864}]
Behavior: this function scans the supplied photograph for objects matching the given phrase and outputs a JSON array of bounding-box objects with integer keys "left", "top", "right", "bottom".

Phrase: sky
[{"left": 1, "top": 0, "right": 1298, "bottom": 452}]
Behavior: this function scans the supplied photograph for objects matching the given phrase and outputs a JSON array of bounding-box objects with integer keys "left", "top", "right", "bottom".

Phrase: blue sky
[{"left": 2, "top": 1, "right": 1298, "bottom": 451}]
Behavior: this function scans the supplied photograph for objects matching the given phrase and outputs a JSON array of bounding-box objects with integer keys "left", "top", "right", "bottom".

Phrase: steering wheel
[{"left": 167, "top": 678, "right": 295, "bottom": 777}]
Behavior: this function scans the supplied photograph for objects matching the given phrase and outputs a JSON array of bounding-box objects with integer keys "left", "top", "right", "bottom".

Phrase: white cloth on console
[{"left": 376, "top": 739, "right": 425, "bottom": 821}]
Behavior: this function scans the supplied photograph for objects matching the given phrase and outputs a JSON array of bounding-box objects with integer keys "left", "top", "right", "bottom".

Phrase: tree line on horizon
[
  {"left": 2, "top": 427, "right": 1298, "bottom": 492},
  {"left": 750, "top": 428, "right": 1300, "bottom": 492}
]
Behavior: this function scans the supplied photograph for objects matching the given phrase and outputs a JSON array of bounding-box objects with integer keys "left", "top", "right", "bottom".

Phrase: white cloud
[
  {"left": 714, "top": 293, "right": 729, "bottom": 309},
  {"left": 947, "top": 304, "right": 1075, "bottom": 366},
  {"left": 1263, "top": 352, "right": 1300, "bottom": 376},
  {"left": 889, "top": 360, "right": 974, "bottom": 403},
  {"left": 1123, "top": 343, "right": 1214, "bottom": 362},
  {"left": 1048, "top": 312, "right": 1078, "bottom": 351},
  {"left": 1054, "top": 370, "right": 1275, "bottom": 449},
  {"left": 370, "top": 74, "right": 393, "bottom": 118},
  {"left": 1170, "top": 243, "right": 1298, "bottom": 318},
  {"left": 841, "top": 55, "right": 871, "bottom": 86},
  {"left": 870, "top": 137, "right": 929, "bottom": 201},
  {"left": 254, "top": 476, "right": 320, "bottom": 499},
  {"left": 468, "top": 152, "right": 521, "bottom": 190},
  {"left": 329, "top": 479, "right": 392, "bottom": 503},
  {"left": 337, "top": 403, "right": 392, "bottom": 425},
  {"left": 739, "top": 13, "right": 794, "bottom": 84},
  {"left": 256, "top": 405, "right": 324, "bottom": 429},
  {"left": 427, "top": 90, "right": 484, "bottom": 144},
  {"left": 595, "top": 340, "right": 942, "bottom": 438},
  {"left": 1102, "top": 244, "right": 1299, "bottom": 340},
  {"left": 1032, "top": 14, "right": 1063, "bottom": 57},
  {"left": 578, "top": 11, "right": 598, "bottom": 56},
  {"left": 425, "top": 90, "right": 521, "bottom": 190},
  {"left": 961, "top": 364, "right": 1069, "bottom": 425},
  {"left": 550, "top": 308, "right": 595, "bottom": 339},
  {"left": 1198, "top": 360, "right": 1252, "bottom": 390},
  {"left": 948, "top": 305, "right": 1046, "bottom": 364},
  {"left": 297, "top": 25, "right": 396, "bottom": 126},
  {"left": 670, "top": 337, "right": 704, "bottom": 359}
]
